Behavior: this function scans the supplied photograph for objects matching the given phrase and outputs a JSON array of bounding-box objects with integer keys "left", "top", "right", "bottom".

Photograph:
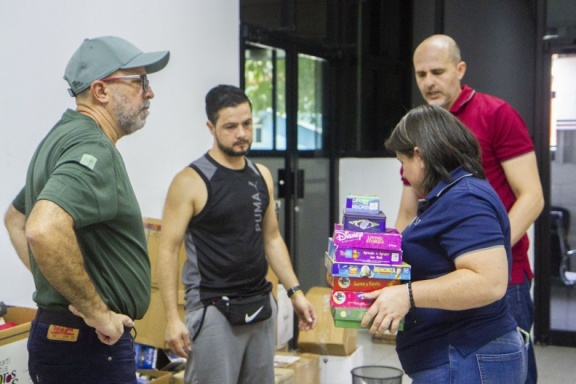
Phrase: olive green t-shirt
[{"left": 13, "top": 109, "right": 150, "bottom": 319}]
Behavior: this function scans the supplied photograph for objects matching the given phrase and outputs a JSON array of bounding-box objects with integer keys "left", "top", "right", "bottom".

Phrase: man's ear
[
  {"left": 457, "top": 61, "right": 467, "bottom": 81},
  {"left": 90, "top": 81, "right": 110, "bottom": 103},
  {"left": 206, "top": 121, "right": 215, "bottom": 135}
]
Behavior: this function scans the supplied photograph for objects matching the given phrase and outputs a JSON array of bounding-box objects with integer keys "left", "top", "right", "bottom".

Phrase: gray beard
[{"left": 111, "top": 88, "right": 147, "bottom": 136}]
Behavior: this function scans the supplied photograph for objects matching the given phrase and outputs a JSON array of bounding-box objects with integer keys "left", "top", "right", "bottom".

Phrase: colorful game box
[
  {"left": 342, "top": 209, "right": 386, "bottom": 233},
  {"left": 331, "top": 306, "right": 370, "bottom": 322},
  {"left": 327, "top": 273, "right": 402, "bottom": 291},
  {"left": 345, "top": 194, "right": 380, "bottom": 214},
  {"left": 328, "top": 238, "right": 402, "bottom": 265},
  {"left": 331, "top": 307, "right": 405, "bottom": 331},
  {"left": 332, "top": 225, "right": 402, "bottom": 251},
  {"left": 330, "top": 290, "right": 374, "bottom": 308},
  {"left": 325, "top": 253, "right": 411, "bottom": 280}
]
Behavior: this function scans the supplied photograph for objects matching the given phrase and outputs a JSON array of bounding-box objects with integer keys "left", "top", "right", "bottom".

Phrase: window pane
[
  {"left": 298, "top": 54, "right": 325, "bottom": 150},
  {"left": 244, "top": 45, "right": 286, "bottom": 150}
]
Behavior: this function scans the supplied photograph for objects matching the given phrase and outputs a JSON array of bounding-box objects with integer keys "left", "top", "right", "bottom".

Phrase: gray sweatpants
[{"left": 184, "top": 292, "right": 277, "bottom": 384}]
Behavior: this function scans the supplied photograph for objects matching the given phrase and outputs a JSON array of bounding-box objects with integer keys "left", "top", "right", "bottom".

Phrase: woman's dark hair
[
  {"left": 385, "top": 104, "right": 484, "bottom": 194},
  {"left": 205, "top": 84, "right": 252, "bottom": 125}
]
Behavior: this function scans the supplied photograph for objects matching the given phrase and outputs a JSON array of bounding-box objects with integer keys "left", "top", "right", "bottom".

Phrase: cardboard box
[
  {"left": 274, "top": 352, "right": 320, "bottom": 384},
  {"left": 0, "top": 306, "right": 37, "bottom": 384},
  {"left": 143, "top": 217, "right": 187, "bottom": 290},
  {"left": 327, "top": 273, "right": 401, "bottom": 292},
  {"left": 134, "top": 287, "right": 185, "bottom": 349},
  {"left": 274, "top": 367, "right": 295, "bottom": 384},
  {"left": 326, "top": 254, "right": 411, "bottom": 280},
  {"left": 319, "top": 346, "right": 364, "bottom": 384},
  {"left": 136, "top": 369, "right": 172, "bottom": 384},
  {"left": 297, "top": 287, "right": 357, "bottom": 356},
  {"left": 0, "top": 307, "right": 36, "bottom": 346},
  {"left": 171, "top": 370, "right": 185, "bottom": 384}
]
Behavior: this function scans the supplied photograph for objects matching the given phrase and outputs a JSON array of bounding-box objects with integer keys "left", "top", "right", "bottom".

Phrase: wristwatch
[{"left": 286, "top": 285, "right": 302, "bottom": 298}]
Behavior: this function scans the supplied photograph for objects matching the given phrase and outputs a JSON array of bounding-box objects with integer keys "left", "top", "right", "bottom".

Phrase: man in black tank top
[{"left": 157, "top": 85, "right": 318, "bottom": 384}]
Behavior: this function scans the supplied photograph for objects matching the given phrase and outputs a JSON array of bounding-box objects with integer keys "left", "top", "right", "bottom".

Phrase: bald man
[{"left": 395, "top": 34, "right": 543, "bottom": 384}]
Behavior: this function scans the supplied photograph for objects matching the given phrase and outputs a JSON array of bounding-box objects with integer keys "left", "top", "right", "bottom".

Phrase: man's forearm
[
  {"left": 157, "top": 247, "right": 182, "bottom": 321},
  {"left": 26, "top": 201, "right": 109, "bottom": 318},
  {"left": 5, "top": 204, "right": 31, "bottom": 271},
  {"left": 508, "top": 192, "right": 544, "bottom": 246}
]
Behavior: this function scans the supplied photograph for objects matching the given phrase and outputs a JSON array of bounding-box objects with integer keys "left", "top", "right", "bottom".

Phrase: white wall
[
  {"left": 339, "top": 158, "right": 403, "bottom": 228},
  {"left": 0, "top": 0, "right": 239, "bottom": 307},
  {"left": 339, "top": 158, "right": 536, "bottom": 277}
]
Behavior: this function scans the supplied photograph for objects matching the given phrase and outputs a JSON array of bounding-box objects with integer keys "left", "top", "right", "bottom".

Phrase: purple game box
[
  {"left": 342, "top": 209, "right": 386, "bottom": 233},
  {"left": 332, "top": 224, "right": 402, "bottom": 251},
  {"left": 325, "top": 252, "right": 411, "bottom": 280},
  {"left": 327, "top": 238, "right": 403, "bottom": 265}
]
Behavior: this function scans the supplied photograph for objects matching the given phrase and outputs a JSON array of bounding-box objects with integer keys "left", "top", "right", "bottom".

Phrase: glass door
[
  {"left": 243, "top": 43, "right": 332, "bottom": 293},
  {"left": 548, "top": 53, "right": 576, "bottom": 334}
]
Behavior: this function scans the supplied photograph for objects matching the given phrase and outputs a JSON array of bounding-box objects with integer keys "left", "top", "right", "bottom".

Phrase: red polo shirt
[{"left": 401, "top": 85, "right": 535, "bottom": 284}]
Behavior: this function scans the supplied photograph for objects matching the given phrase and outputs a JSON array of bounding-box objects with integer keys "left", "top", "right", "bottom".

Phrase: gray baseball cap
[{"left": 64, "top": 36, "right": 170, "bottom": 96}]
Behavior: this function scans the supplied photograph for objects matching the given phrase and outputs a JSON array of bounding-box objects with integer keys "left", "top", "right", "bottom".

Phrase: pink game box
[
  {"left": 332, "top": 224, "right": 402, "bottom": 251},
  {"left": 330, "top": 290, "right": 374, "bottom": 308},
  {"left": 327, "top": 238, "right": 403, "bottom": 265}
]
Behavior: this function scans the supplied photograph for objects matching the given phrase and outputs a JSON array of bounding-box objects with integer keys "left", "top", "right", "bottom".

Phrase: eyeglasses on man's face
[{"left": 100, "top": 74, "right": 149, "bottom": 93}]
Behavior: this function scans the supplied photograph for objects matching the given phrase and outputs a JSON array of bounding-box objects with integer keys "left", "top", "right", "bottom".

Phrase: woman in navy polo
[{"left": 361, "top": 105, "right": 528, "bottom": 383}]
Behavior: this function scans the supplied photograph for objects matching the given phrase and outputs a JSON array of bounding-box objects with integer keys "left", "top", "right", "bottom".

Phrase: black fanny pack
[{"left": 211, "top": 293, "right": 272, "bottom": 326}]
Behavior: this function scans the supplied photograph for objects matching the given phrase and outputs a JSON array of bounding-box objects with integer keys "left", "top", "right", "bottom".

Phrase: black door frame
[{"left": 534, "top": 0, "right": 576, "bottom": 346}]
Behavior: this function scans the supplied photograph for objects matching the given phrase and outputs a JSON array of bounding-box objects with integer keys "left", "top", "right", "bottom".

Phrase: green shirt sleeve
[
  {"left": 38, "top": 139, "right": 119, "bottom": 229},
  {"left": 12, "top": 187, "right": 26, "bottom": 214}
]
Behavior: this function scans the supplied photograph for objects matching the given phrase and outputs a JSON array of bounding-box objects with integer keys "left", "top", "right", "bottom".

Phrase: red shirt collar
[{"left": 449, "top": 85, "right": 476, "bottom": 114}]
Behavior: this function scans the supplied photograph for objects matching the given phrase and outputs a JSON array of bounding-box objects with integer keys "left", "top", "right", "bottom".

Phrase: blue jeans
[
  {"left": 28, "top": 314, "right": 136, "bottom": 384},
  {"left": 506, "top": 277, "right": 537, "bottom": 384},
  {"left": 409, "top": 328, "right": 528, "bottom": 384}
]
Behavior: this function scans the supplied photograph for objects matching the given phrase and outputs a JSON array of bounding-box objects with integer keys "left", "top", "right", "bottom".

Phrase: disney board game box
[{"left": 332, "top": 225, "right": 402, "bottom": 251}]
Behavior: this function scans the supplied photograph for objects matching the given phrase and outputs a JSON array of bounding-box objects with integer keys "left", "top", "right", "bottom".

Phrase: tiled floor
[{"left": 355, "top": 329, "right": 576, "bottom": 384}]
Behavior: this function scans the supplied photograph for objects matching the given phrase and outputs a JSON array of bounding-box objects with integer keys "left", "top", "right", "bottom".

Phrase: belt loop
[{"left": 518, "top": 327, "right": 530, "bottom": 348}]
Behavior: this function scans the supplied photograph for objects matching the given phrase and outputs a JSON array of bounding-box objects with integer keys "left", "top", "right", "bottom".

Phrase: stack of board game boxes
[{"left": 326, "top": 194, "right": 411, "bottom": 328}]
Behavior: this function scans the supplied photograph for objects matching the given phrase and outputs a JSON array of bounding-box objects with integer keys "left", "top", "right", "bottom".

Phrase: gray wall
[{"left": 412, "top": 0, "right": 536, "bottom": 136}]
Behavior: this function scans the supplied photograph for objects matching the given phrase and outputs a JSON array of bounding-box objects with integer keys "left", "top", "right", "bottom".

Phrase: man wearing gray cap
[{"left": 4, "top": 36, "right": 169, "bottom": 383}]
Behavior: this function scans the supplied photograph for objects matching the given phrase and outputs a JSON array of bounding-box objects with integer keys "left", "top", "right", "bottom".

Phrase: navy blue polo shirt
[{"left": 396, "top": 167, "right": 517, "bottom": 374}]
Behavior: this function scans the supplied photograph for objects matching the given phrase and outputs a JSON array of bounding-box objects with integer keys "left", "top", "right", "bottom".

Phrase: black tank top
[{"left": 183, "top": 153, "right": 272, "bottom": 305}]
